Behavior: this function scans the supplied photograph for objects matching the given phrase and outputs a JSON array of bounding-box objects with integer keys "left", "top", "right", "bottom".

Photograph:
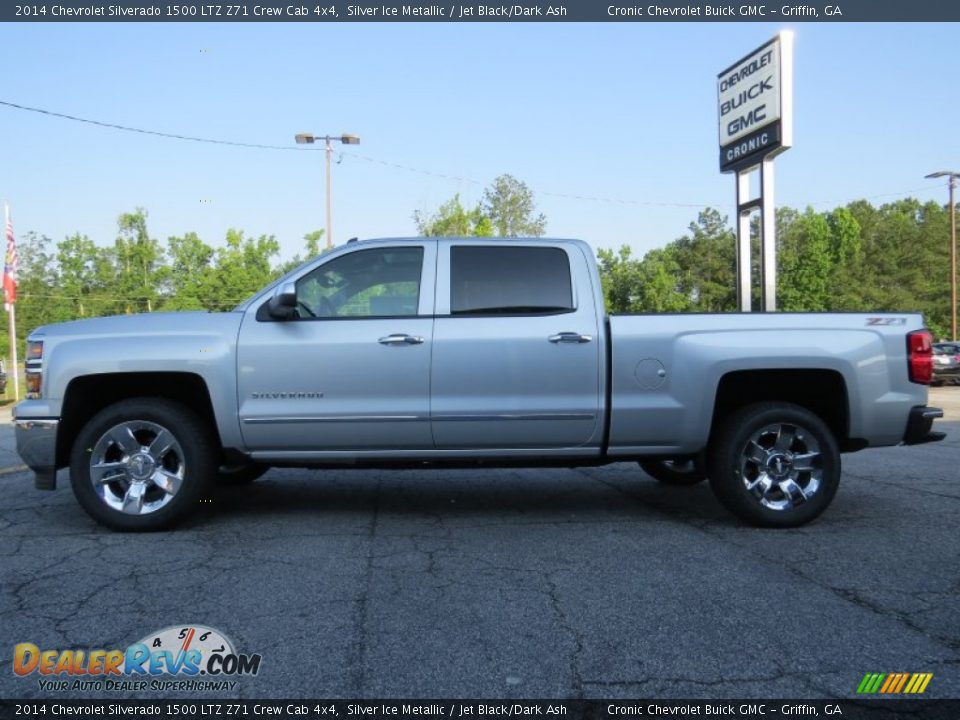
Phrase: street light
[
  {"left": 295, "top": 133, "right": 361, "bottom": 251},
  {"left": 926, "top": 171, "right": 959, "bottom": 341}
]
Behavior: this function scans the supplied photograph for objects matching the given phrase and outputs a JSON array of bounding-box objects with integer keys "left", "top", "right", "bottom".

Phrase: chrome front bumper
[{"left": 14, "top": 418, "right": 59, "bottom": 490}]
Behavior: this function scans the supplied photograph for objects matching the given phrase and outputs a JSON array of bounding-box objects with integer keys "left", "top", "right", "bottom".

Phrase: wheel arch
[
  {"left": 56, "top": 372, "right": 224, "bottom": 468},
  {"left": 710, "top": 369, "right": 853, "bottom": 450}
]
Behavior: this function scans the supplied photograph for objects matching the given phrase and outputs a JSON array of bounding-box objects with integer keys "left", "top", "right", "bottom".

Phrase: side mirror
[{"left": 267, "top": 282, "right": 298, "bottom": 320}]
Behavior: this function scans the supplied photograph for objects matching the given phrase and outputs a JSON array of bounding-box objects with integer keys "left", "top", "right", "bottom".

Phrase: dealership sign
[{"left": 718, "top": 32, "right": 793, "bottom": 172}]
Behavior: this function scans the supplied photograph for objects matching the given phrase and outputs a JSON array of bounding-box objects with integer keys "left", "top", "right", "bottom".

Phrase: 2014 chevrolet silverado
[{"left": 14, "top": 237, "right": 945, "bottom": 530}]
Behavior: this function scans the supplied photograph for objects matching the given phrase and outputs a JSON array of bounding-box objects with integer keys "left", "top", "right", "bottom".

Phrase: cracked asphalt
[{"left": 0, "top": 413, "right": 957, "bottom": 700}]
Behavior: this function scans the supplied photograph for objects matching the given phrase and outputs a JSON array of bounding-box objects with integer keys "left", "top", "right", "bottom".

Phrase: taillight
[{"left": 907, "top": 330, "right": 933, "bottom": 384}]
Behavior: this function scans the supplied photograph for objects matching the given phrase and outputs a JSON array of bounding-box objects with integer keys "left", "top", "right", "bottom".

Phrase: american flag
[{"left": 3, "top": 203, "right": 16, "bottom": 305}]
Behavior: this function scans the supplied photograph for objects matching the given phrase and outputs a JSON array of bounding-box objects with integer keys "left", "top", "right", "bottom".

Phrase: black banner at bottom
[{"left": 2, "top": 699, "right": 959, "bottom": 720}]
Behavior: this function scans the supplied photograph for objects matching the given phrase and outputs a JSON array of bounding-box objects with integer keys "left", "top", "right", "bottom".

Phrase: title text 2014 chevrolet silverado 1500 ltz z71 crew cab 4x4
[{"left": 14, "top": 238, "right": 945, "bottom": 530}]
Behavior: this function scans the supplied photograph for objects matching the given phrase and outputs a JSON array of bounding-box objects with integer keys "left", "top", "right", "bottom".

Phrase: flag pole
[
  {"left": 6, "top": 302, "right": 16, "bottom": 401},
  {"left": 4, "top": 202, "right": 18, "bottom": 402}
]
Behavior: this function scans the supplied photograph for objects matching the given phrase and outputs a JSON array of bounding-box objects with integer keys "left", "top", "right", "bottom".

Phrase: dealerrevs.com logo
[{"left": 13, "top": 624, "right": 262, "bottom": 693}]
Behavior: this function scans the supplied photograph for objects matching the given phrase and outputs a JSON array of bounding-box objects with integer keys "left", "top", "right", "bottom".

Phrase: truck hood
[{"left": 29, "top": 311, "right": 245, "bottom": 340}]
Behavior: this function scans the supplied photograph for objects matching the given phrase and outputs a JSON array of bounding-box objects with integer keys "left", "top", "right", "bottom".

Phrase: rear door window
[{"left": 450, "top": 246, "right": 574, "bottom": 315}]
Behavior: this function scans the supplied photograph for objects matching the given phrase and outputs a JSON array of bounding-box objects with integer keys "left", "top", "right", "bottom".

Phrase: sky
[{"left": 0, "top": 21, "right": 956, "bottom": 262}]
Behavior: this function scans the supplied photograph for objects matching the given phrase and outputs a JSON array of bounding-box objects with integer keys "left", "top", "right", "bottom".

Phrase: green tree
[
  {"left": 0, "top": 232, "right": 59, "bottom": 360},
  {"left": 596, "top": 245, "right": 688, "bottom": 313},
  {"left": 826, "top": 206, "right": 865, "bottom": 311},
  {"left": 636, "top": 248, "right": 689, "bottom": 312},
  {"left": 597, "top": 245, "right": 642, "bottom": 313},
  {"left": 778, "top": 208, "right": 833, "bottom": 311},
  {"left": 158, "top": 232, "right": 215, "bottom": 310},
  {"left": 202, "top": 229, "right": 281, "bottom": 309},
  {"left": 56, "top": 233, "right": 101, "bottom": 318},
  {"left": 481, "top": 174, "right": 546, "bottom": 237},
  {"left": 278, "top": 230, "right": 325, "bottom": 275},
  {"left": 303, "top": 230, "right": 325, "bottom": 257},
  {"left": 670, "top": 208, "right": 737, "bottom": 311},
  {"left": 414, "top": 194, "right": 489, "bottom": 237},
  {"left": 114, "top": 208, "right": 163, "bottom": 313}
]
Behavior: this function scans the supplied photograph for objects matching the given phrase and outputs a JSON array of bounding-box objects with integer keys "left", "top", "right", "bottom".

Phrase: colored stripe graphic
[
  {"left": 857, "top": 672, "right": 932, "bottom": 694},
  {"left": 893, "top": 673, "right": 910, "bottom": 693},
  {"left": 856, "top": 673, "right": 885, "bottom": 694},
  {"left": 905, "top": 673, "right": 933, "bottom": 694}
]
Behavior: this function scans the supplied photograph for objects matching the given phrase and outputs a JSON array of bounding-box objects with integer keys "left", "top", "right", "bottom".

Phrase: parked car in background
[
  {"left": 933, "top": 343, "right": 960, "bottom": 386},
  {"left": 0, "top": 360, "right": 7, "bottom": 396}
]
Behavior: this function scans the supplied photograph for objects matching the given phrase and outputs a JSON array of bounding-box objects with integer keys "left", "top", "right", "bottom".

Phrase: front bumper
[
  {"left": 14, "top": 417, "right": 59, "bottom": 490},
  {"left": 902, "top": 406, "right": 945, "bottom": 445}
]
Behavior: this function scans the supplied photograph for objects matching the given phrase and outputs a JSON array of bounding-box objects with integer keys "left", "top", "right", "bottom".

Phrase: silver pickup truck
[{"left": 14, "top": 237, "right": 944, "bottom": 530}]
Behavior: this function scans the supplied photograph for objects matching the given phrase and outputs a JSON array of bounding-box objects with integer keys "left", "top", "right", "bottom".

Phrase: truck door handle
[
  {"left": 378, "top": 334, "right": 424, "bottom": 345},
  {"left": 548, "top": 332, "right": 592, "bottom": 344}
]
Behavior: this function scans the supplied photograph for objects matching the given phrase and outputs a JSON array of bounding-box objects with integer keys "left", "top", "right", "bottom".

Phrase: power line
[
  {"left": 0, "top": 99, "right": 299, "bottom": 151},
  {"left": 341, "top": 151, "right": 714, "bottom": 208},
  {"left": 0, "top": 98, "right": 722, "bottom": 208},
  {"left": 808, "top": 184, "right": 946, "bottom": 207},
  {"left": 0, "top": 98, "right": 951, "bottom": 213}
]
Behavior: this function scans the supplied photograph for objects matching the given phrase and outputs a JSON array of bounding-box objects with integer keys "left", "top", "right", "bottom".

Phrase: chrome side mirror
[{"left": 267, "top": 282, "right": 297, "bottom": 320}]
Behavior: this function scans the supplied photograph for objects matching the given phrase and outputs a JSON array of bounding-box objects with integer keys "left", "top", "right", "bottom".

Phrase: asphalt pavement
[{"left": 0, "top": 395, "right": 957, "bottom": 700}]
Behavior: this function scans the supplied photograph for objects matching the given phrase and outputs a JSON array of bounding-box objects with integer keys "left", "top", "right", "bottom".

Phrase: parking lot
[{"left": 0, "top": 390, "right": 957, "bottom": 700}]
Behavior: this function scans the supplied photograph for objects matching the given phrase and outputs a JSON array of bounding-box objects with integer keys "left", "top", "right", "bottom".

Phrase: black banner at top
[{"left": 3, "top": 0, "right": 960, "bottom": 22}]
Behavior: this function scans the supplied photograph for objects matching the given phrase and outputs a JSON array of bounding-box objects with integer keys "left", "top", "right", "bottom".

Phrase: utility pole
[
  {"left": 295, "top": 133, "right": 361, "bottom": 251},
  {"left": 926, "top": 171, "right": 958, "bottom": 340},
  {"left": 325, "top": 136, "right": 333, "bottom": 252}
]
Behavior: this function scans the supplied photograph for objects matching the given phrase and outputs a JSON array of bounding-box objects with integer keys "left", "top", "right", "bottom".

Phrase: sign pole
[
  {"left": 735, "top": 170, "right": 753, "bottom": 312},
  {"left": 718, "top": 30, "right": 793, "bottom": 313},
  {"left": 761, "top": 157, "right": 777, "bottom": 311}
]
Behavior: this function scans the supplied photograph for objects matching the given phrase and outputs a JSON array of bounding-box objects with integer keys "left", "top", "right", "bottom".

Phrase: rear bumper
[
  {"left": 902, "top": 406, "right": 945, "bottom": 445},
  {"left": 13, "top": 418, "right": 59, "bottom": 490}
]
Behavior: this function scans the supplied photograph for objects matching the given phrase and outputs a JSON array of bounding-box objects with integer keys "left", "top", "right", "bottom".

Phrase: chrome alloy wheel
[
  {"left": 89, "top": 420, "right": 186, "bottom": 515},
  {"left": 738, "top": 422, "right": 822, "bottom": 511}
]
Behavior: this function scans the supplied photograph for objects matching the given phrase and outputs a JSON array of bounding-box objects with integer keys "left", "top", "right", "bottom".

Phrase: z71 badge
[{"left": 866, "top": 317, "right": 907, "bottom": 326}]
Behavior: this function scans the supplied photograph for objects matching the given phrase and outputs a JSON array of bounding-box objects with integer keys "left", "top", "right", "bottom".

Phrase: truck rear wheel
[
  {"left": 639, "top": 457, "right": 706, "bottom": 486},
  {"left": 69, "top": 398, "right": 216, "bottom": 531},
  {"left": 707, "top": 402, "right": 840, "bottom": 528}
]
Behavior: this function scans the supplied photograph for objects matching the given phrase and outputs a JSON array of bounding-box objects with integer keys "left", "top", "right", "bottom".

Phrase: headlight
[{"left": 25, "top": 340, "right": 43, "bottom": 399}]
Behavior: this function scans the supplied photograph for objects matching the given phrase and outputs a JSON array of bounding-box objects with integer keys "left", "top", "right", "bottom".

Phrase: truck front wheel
[
  {"left": 707, "top": 402, "right": 840, "bottom": 528},
  {"left": 69, "top": 398, "right": 217, "bottom": 531}
]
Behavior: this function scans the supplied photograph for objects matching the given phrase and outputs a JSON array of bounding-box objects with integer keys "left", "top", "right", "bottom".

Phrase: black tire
[
  {"left": 216, "top": 462, "right": 268, "bottom": 486},
  {"left": 639, "top": 457, "right": 706, "bottom": 486},
  {"left": 70, "top": 398, "right": 217, "bottom": 531},
  {"left": 707, "top": 402, "right": 840, "bottom": 528}
]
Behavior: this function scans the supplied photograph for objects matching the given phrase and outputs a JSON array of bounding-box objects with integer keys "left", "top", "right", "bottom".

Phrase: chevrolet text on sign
[{"left": 717, "top": 31, "right": 793, "bottom": 172}]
